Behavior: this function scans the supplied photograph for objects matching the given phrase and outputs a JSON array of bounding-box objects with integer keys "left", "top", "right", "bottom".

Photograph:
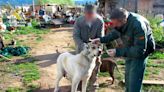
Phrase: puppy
[
  {"left": 100, "top": 58, "right": 118, "bottom": 84},
  {"left": 54, "top": 43, "right": 102, "bottom": 92}
]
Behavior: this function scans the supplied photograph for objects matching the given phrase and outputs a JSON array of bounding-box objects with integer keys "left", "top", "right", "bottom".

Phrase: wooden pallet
[{"left": 122, "top": 80, "right": 164, "bottom": 85}]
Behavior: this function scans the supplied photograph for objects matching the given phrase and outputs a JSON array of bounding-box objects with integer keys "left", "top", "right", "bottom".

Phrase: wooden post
[
  {"left": 134, "top": 0, "right": 138, "bottom": 13},
  {"left": 33, "top": 0, "right": 35, "bottom": 12},
  {"left": 105, "top": 0, "right": 109, "bottom": 15},
  {"left": 123, "top": 0, "right": 138, "bottom": 12}
]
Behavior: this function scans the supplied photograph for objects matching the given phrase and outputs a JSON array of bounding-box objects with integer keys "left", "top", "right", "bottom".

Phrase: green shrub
[
  {"left": 149, "top": 51, "right": 164, "bottom": 59},
  {"left": 2, "top": 26, "right": 50, "bottom": 44},
  {"left": 142, "top": 85, "right": 164, "bottom": 92},
  {"left": 15, "top": 27, "right": 49, "bottom": 35},
  {"left": 148, "top": 17, "right": 164, "bottom": 46},
  {"left": 1, "top": 61, "right": 40, "bottom": 91},
  {"left": 0, "top": 57, "right": 6, "bottom": 62},
  {"left": 10, "top": 62, "right": 40, "bottom": 85},
  {"left": 116, "top": 60, "right": 125, "bottom": 65},
  {"left": 6, "top": 87, "right": 23, "bottom": 92},
  {"left": 31, "top": 19, "right": 40, "bottom": 27},
  {"left": 98, "top": 72, "right": 109, "bottom": 77},
  {"left": 146, "top": 59, "right": 164, "bottom": 68}
]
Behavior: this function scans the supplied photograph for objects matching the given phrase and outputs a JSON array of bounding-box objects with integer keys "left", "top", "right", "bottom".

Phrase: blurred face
[
  {"left": 85, "top": 12, "right": 95, "bottom": 21},
  {"left": 110, "top": 19, "right": 124, "bottom": 28}
]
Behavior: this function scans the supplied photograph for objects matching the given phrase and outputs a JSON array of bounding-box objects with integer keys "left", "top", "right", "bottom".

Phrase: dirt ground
[{"left": 27, "top": 27, "right": 124, "bottom": 92}]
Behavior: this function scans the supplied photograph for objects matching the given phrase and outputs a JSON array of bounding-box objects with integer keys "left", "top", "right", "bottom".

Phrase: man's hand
[
  {"left": 106, "top": 49, "right": 116, "bottom": 57},
  {"left": 89, "top": 38, "right": 100, "bottom": 44}
]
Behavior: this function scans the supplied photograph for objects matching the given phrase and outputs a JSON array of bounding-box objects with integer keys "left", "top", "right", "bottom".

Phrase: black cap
[{"left": 84, "top": 4, "right": 97, "bottom": 13}]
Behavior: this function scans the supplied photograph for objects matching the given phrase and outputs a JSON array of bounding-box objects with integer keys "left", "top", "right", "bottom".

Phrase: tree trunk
[
  {"left": 123, "top": 0, "right": 138, "bottom": 12},
  {"left": 104, "top": 0, "right": 118, "bottom": 15},
  {"left": 105, "top": 0, "right": 109, "bottom": 15}
]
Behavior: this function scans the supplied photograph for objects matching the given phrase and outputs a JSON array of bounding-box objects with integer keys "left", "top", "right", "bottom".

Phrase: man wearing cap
[
  {"left": 91, "top": 8, "right": 155, "bottom": 92},
  {"left": 73, "top": 4, "right": 104, "bottom": 92}
]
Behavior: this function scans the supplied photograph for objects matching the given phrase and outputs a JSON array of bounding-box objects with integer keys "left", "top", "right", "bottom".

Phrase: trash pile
[
  {"left": 0, "top": 36, "right": 29, "bottom": 57},
  {"left": 0, "top": 4, "right": 83, "bottom": 32},
  {"left": 0, "top": 4, "right": 82, "bottom": 59},
  {"left": 0, "top": 6, "right": 27, "bottom": 32},
  {"left": 0, "top": 4, "right": 83, "bottom": 59}
]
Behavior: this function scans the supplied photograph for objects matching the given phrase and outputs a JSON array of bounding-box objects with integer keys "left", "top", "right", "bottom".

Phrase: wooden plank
[
  {"left": 122, "top": 80, "right": 164, "bottom": 85},
  {"left": 118, "top": 65, "right": 125, "bottom": 68},
  {"left": 51, "top": 27, "right": 73, "bottom": 31}
]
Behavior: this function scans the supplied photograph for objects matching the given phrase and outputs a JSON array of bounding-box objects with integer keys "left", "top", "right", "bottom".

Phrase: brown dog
[{"left": 100, "top": 58, "right": 118, "bottom": 84}]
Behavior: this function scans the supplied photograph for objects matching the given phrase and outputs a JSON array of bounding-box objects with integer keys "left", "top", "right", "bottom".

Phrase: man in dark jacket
[
  {"left": 91, "top": 8, "right": 155, "bottom": 92},
  {"left": 73, "top": 4, "right": 104, "bottom": 92}
]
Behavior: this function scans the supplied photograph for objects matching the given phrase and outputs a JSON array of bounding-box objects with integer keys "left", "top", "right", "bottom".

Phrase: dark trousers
[{"left": 125, "top": 57, "right": 148, "bottom": 92}]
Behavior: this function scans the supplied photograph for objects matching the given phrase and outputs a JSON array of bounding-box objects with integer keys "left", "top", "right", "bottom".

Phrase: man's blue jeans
[{"left": 125, "top": 57, "right": 148, "bottom": 92}]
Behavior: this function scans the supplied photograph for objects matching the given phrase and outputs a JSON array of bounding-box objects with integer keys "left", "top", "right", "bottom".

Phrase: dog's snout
[
  {"left": 98, "top": 49, "right": 102, "bottom": 53},
  {"left": 98, "top": 50, "right": 101, "bottom": 53}
]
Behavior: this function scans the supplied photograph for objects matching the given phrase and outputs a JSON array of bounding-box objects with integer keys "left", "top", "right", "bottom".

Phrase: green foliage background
[
  {"left": 148, "top": 17, "right": 164, "bottom": 45},
  {"left": 36, "top": 0, "right": 74, "bottom": 5}
]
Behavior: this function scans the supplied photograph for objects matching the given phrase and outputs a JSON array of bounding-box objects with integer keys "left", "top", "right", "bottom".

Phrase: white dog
[{"left": 54, "top": 43, "right": 102, "bottom": 92}]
